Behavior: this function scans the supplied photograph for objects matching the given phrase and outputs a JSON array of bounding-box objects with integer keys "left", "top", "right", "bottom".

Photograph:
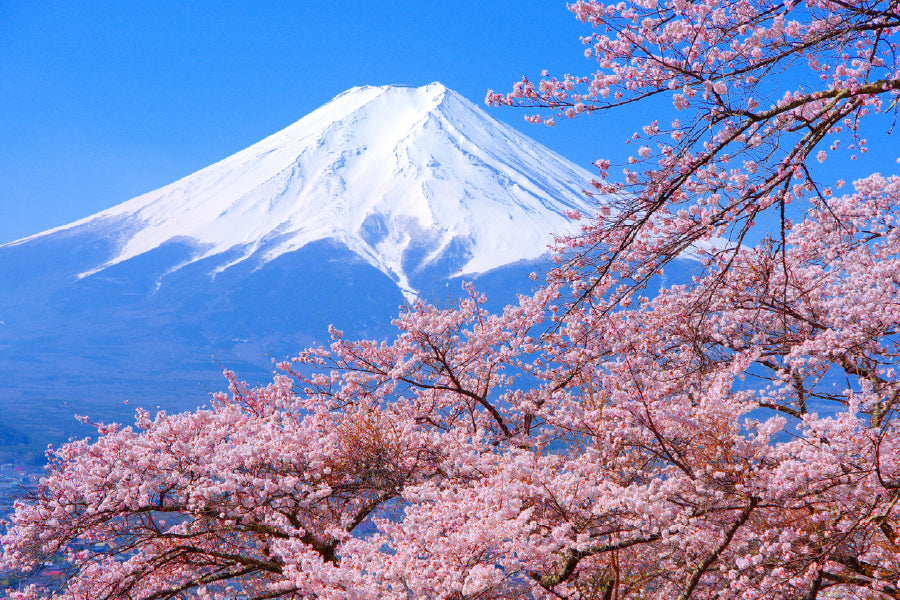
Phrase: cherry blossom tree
[
  {"left": 3, "top": 0, "right": 900, "bottom": 598},
  {"left": 488, "top": 0, "right": 900, "bottom": 305}
]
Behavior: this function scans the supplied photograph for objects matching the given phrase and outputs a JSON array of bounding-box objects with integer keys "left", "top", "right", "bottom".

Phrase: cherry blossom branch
[{"left": 676, "top": 496, "right": 759, "bottom": 600}]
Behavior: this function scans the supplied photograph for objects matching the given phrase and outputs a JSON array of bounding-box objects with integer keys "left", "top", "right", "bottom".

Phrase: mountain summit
[{"left": 13, "top": 83, "right": 597, "bottom": 300}]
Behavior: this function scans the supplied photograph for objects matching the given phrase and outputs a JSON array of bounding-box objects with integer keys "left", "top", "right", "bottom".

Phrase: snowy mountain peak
[{"left": 10, "top": 83, "right": 602, "bottom": 300}]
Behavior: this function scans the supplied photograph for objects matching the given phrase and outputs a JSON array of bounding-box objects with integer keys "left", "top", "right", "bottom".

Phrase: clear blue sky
[
  {"left": 0, "top": 1, "right": 624, "bottom": 245},
  {"left": 2, "top": 2, "right": 896, "bottom": 246}
]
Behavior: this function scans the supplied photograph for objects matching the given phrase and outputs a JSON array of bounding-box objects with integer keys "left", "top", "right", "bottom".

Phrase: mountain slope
[{"left": 0, "top": 83, "right": 604, "bottom": 459}]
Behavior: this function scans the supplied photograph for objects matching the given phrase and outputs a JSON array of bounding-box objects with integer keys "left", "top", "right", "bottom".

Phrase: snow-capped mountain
[
  {"left": 0, "top": 83, "right": 603, "bottom": 462},
  {"left": 14, "top": 83, "right": 596, "bottom": 301}
]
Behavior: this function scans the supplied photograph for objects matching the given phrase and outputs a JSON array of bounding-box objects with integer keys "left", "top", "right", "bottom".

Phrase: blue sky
[
  {"left": 2, "top": 2, "right": 896, "bottom": 246},
  {"left": 0, "top": 1, "right": 626, "bottom": 245}
]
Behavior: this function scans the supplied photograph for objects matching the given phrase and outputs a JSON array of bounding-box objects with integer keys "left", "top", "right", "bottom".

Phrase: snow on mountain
[{"left": 10, "top": 82, "right": 599, "bottom": 300}]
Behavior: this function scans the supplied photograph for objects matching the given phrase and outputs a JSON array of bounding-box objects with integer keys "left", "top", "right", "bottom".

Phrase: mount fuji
[
  {"left": 0, "top": 83, "right": 602, "bottom": 461},
  {"left": 17, "top": 83, "right": 597, "bottom": 301}
]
